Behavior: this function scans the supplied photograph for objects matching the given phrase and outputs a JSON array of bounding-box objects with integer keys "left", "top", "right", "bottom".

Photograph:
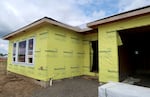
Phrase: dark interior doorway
[
  {"left": 118, "top": 25, "right": 150, "bottom": 87},
  {"left": 90, "top": 40, "right": 99, "bottom": 72}
]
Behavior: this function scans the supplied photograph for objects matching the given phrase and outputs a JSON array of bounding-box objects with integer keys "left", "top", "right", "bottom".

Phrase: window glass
[
  {"left": 28, "top": 39, "right": 33, "bottom": 55},
  {"left": 28, "top": 39, "right": 34, "bottom": 63},
  {"left": 18, "top": 41, "right": 26, "bottom": 62},
  {"left": 13, "top": 38, "right": 34, "bottom": 64},
  {"left": 13, "top": 43, "right": 16, "bottom": 62}
]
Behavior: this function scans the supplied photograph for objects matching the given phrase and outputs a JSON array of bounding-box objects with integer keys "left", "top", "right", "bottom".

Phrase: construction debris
[
  {"left": 99, "top": 82, "right": 150, "bottom": 97},
  {"left": 122, "top": 77, "right": 141, "bottom": 84}
]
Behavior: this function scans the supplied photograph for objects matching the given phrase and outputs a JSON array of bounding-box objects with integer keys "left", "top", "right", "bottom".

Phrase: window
[
  {"left": 12, "top": 38, "right": 35, "bottom": 65},
  {"left": 18, "top": 40, "right": 26, "bottom": 62},
  {"left": 27, "top": 39, "right": 34, "bottom": 63},
  {"left": 13, "top": 43, "right": 16, "bottom": 62}
]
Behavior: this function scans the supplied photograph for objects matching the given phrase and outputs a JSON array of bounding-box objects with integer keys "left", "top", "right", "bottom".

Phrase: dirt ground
[
  {"left": 0, "top": 74, "right": 99, "bottom": 97},
  {"left": 0, "top": 74, "right": 40, "bottom": 97}
]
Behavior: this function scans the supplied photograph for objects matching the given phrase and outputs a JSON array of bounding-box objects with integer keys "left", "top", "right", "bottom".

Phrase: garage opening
[
  {"left": 90, "top": 40, "right": 99, "bottom": 72},
  {"left": 118, "top": 25, "right": 150, "bottom": 87}
]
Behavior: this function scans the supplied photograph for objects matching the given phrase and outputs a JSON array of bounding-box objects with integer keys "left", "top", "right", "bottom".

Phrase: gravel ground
[{"left": 31, "top": 77, "right": 99, "bottom": 97}]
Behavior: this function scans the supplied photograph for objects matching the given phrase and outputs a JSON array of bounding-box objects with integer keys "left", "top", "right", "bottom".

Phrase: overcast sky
[{"left": 0, "top": 0, "right": 150, "bottom": 54}]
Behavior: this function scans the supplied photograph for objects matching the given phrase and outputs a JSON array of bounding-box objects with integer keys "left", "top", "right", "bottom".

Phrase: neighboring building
[
  {"left": 3, "top": 6, "right": 150, "bottom": 85},
  {"left": 0, "top": 57, "right": 7, "bottom": 61}
]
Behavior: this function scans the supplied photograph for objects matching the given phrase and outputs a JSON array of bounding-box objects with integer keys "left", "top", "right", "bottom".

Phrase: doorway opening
[
  {"left": 90, "top": 40, "right": 99, "bottom": 72},
  {"left": 118, "top": 25, "right": 150, "bottom": 87}
]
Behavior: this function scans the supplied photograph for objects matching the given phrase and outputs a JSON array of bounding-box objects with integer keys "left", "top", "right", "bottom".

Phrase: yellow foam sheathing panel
[
  {"left": 98, "top": 30, "right": 119, "bottom": 82},
  {"left": 83, "top": 33, "right": 98, "bottom": 76},
  {"left": 117, "top": 33, "right": 123, "bottom": 46},
  {"left": 7, "top": 25, "right": 49, "bottom": 81},
  {"left": 46, "top": 25, "right": 84, "bottom": 80}
]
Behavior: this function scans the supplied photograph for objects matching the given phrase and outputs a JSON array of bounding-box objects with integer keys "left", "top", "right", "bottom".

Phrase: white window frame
[
  {"left": 26, "top": 38, "right": 35, "bottom": 64},
  {"left": 12, "top": 38, "right": 35, "bottom": 66},
  {"left": 12, "top": 42, "right": 17, "bottom": 63},
  {"left": 17, "top": 40, "right": 27, "bottom": 63}
]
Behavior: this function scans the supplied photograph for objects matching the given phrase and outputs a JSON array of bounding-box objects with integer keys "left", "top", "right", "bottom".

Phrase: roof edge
[
  {"left": 44, "top": 17, "right": 81, "bottom": 32},
  {"left": 3, "top": 17, "right": 92, "bottom": 40},
  {"left": 3, "top": 17, "right": 47, "bottom": 39},
  {"left": 87, "top": 5, "right": 150, "bottom": 27}
]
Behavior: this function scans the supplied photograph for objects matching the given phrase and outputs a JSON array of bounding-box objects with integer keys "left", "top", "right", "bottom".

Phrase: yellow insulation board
[
  {"left": 46, "top": 25, "right": 84, "bottom": 80},
  {"left": 7, "top": 25, "right": 48, "bottom": 81},
  {"left": 83, "top": 33, "right": 98, "bottom": 76}
]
